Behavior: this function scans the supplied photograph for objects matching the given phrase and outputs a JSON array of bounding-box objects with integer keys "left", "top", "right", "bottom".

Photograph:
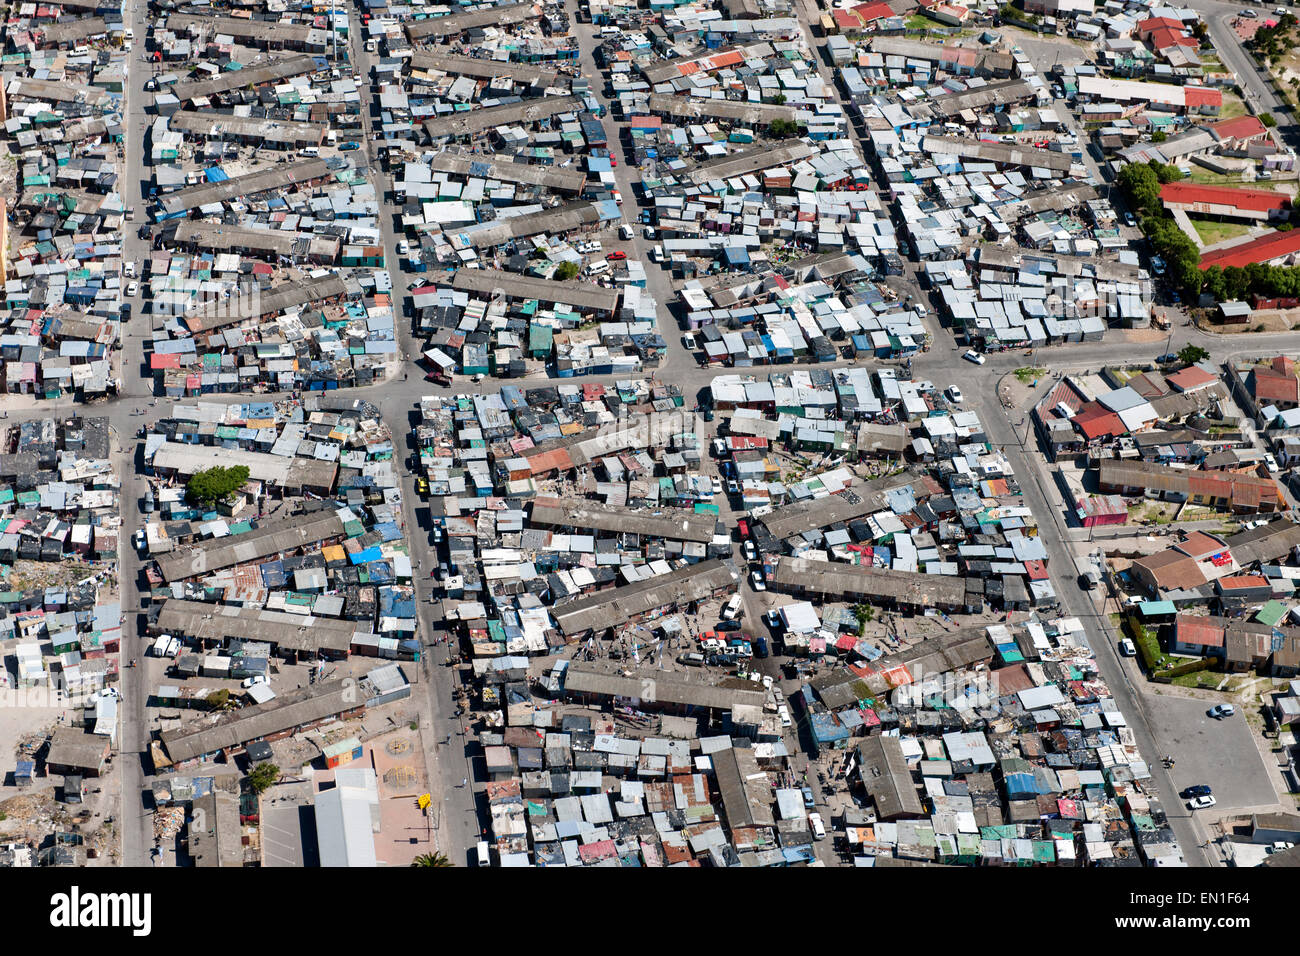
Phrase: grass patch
[
  {"left": 1190, "top": 216, "right": 1254, "bottom": 246},
  {"left": 1219, "top": 91, "right": 1249, "bottom": 120},
  {"left": 1014, "top": 366, "right": 1045, "bottom": 383},
  {"left": 904, "top": 13, "right": 933, "bottom": 28}
]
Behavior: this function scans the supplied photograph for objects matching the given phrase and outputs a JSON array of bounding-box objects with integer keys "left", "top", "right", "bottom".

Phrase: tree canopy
[{"left": 186, "top": 465, "right": 250, "bottom": 506}]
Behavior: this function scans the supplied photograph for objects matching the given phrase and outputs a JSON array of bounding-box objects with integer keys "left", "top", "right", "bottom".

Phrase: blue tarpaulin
[
  {"left": 350, "top": 546, "right": 383, "bottom": 565},
  {"left": 205, "top": 167, "right": 229, "bottom": 183}
]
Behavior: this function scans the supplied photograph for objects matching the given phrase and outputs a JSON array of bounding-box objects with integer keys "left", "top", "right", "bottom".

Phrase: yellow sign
[{"left": 417, "top": 793, "right": 431, "bottom": 810}]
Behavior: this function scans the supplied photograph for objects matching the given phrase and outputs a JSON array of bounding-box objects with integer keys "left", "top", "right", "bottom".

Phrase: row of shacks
[{"left": 3, "top": 5, "right": 129, "bottom": 401}]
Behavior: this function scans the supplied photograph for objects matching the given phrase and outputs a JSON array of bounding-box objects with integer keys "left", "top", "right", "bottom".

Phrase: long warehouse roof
[
  {"left": 423, "top": 95, "right": 581, "bottom": 140},
  {"left": 155, "top": 511, "right": 347, "bottom": 582},
  {"left": 157, "top": 159, "right": 331, "bottom": 216}
]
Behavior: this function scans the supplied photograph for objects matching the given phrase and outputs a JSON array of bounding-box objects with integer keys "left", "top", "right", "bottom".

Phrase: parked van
[
  {"left": 300, "top": 147, "right": 320, "bottom": 158},
  {"left": 475, "top": 840, "right": 491, "bottom": 866},
  {"left": 722, "top": 593, "right": 744, "bottom": 621},
  {"left": 586, "top": 261, "right": 610, "bottom": 277}
]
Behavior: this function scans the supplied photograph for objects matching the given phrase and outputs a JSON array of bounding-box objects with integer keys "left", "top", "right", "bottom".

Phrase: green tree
[
  {"left": 767, "top": 119, "right": 801, "bottom": 138},
  {"left": 553, "top": 261, "right": 580, "bottom": 281},
  {"left": 1151, "top": 130, "right": 1167, "bottom": 143},
  {"left": 205, "top": 689, "right": 231, "bottom": 711},
  {"left": 772, "top": 93, "right": 787, "bottom": 105},
  {"left": 186, "top": 465, "right": 251, "bottom": 506},
  {"left": 246, "top": 762, "right": 280, "bottom": 796},
  {"left": 1178, "top": 344, "right": 1210, "bottom": 366},
  {"left": 1260, "top": 112, "right": 1278, "bottom": 128},
  {"left": 412, "top": 852, "right": 454, "bottom": 867},
  {"left": 1117, "top": 161, "right": 1161, "bottom": 216}
]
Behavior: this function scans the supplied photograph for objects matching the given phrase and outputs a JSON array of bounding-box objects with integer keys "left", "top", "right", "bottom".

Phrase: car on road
[
  {"left": 683, "top": 333, "right": 697, "bottom": 350},
  {"left": 754, "top": 636, "right": 769, "bottom": 659},
  {"left": 619, "top": 224, "right": 634, "bottom": 240},
  {"left": 1241, "top": 9, "right": 1258, "bottom": 18},
  {"left": 710, "top": 476, "right": 723, "bottom": 495},
  {"left": 808, "top": 812, "right": 826, "bottom": 840},
  {"left": 338, "top": 142, "right": 360, "bottom": 151},
  {"left": 126, "top": 281, "right": 139, "bottom": 297},
  {"left": 801, "top": 786, "right": 816, "bottom": 809},
  {"left": 678, "top": 652, "right": 706, "bottom": 667},
  {"left": 742, "top": 540, "right": 757, "bottom": 561},
  {"left": 1124, "top": 212, "right": 1136, "bottom": 227},
  {"left": 643, "top": 226, "right": 656, "bottom": 239},
  {"left": 1268, "top": 841, "right": 1295, "bottom": 853},
  {"left": 241, "top": 675, "right": 269, "bottom": 689},
  {"left": 716, "top": 619, "right": 743, "bottom": 632},
  {"left": 726, "top": 479, "right": 740, "bottom": 495},
  {"left": 415, "top": 477, "right": 429, "bottom": 497},
  {"left": 132, "top": 529, "right": 147, "bottom": 552},
  {"left": 1156, "top": 352, "right": 1178, "bottom": 364},
  {"left": 946, "top": 385, "right": 964, "bottom": 404},
  {"left": 1181, "top": 785, "right": 1213, "bottom": 799},
  {"left": 1119, "top": 638, "right": 1136, "bottom": 657},
  {"left": 1188, "top": 795, "right": 1217, "bottom": 810},
  {"left": 611, "top": 188, "right": 623, "bottom": 205},
  {"left": 1208, "top": 703, "right": 1236, "bottom": 719},
  {"left": 765, "top": 609, "right": 783, "bottom": 631},
  {"left": 751, "top": 570, "right": 766, "bottom": 591},
  {"left": 962, "top": 349, "right": 986, "bottom": 365},
  {"left": 914, "top": 303, "right": 927, "bottom": 318},
  {"left": 138, "top": 225, "right": 151, "bottom": 240},
  {"left": 606, "top": 250, "right": 627, "bottom": 261},
  {"left": 737, "top": 518, "right": 750, "bottom": 538}
]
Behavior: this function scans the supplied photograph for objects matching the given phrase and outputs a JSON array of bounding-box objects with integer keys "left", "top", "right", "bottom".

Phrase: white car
[
  {"left": 962, "top": 349, "right": 986, "bottom": 365},
  {"left": 710, "top": 476, "right": 723, "bottom": 495},
  {"left": 132, "top": 529, "right": 147, "bottom": 551},
  {"left": 619, "top": 224, "right": 634, "bottom": 240},
  {"left": 743, "top": 541, "right": 757, "bottom": 561},
  {"left": 643, "top": 226, "right": 656, "bottom": 239},
  {"left": 946, "top": 385, "right": 963, "bottom": 404},
  {"left": 808, "top": 812, "right": 826, "bottom": 840},
  {"left": 396, "top": 239, "right": 410, "bottom": 257},
  {"left": 1188, "top": 795, "right": 1217, "bottom": 811},
  {"left": 751, "top": 570, "right": 766, "bottom": 591},
  {"left": 914, "top": 303, "right": 927, "bottom": 318},
  {"left": 683, "top": 333, "right": 697, "bottom": 350},
  {"left": 1119, "top": 638, "right": 1136, "bottom": 657},
  {"left": 241, "top": 675, "right": 269, "bottom": 689},
  {"left": 126, "top": 281, "right": 139, "bottom": 297}
]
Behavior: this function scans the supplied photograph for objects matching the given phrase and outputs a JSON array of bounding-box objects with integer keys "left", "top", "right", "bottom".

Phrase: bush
[
  {"left": 1124, "top": 615, "right": 1163, "bottom": 672},
  {"left": 246, "top": 763, "right": 280, "bottom": 796},
  {"left": 186, "top": 465, "right": 250, "bottom": 506},
  {"left": 553, "top": 261, "right": 580, "bottom": 281},
  {"left": 768, "top": 119, "right": 801, "bottom": 138},
  {"left": 1260, "top": 112, "right": 1278, "bottom": 128}
]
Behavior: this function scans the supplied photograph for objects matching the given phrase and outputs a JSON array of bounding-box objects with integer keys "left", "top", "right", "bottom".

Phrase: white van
[
  {"left": 809, "top": 812, "right": 826, "bottom": 840},
  {"left": 475, "top": 840, "right": 491, "bottom": 866},
  {"left": 300, "top": 147, "right": 320, "bottom": 158},
  {"left": 722, "top": 593, "right": 744, "bottom": 621},
  {"left": 586, "top": 260, "right": 610, "bottom": 277}
]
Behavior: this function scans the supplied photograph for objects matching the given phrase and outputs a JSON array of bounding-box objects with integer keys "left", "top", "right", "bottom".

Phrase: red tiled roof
[
  {"left": 1210, "top": 115, "right": 1268, "bottom": 142},
  {"left": 1200, "top": 228, "right": 1300, "bottom": 270},
  {"left": 1137, "top": 16, "right": 1183, "bottom": 32},
  {"left": 852, "top": 1, "right": 894, "bottom": 21},
  {"left": 1148, "top": 26, "right": 1199, "bottom": 49},
  {"left": 1176, "top": 614, "right": 1226, "bottom": 647},
  {"left": 1073, "top": 403, "right": 1125, "bottom": 439},
  {"left": 1218, "top": 573, "right": 1269, "bottom": 590},
  {"left": 1161, "top": 181, "right": 1290, "bottom": 213},
  {"left": 1176, "top": 531, "right": 1227, "bottom": 560},
  {"left": 1183, "top": 85, "right": 1223, "bottom": 108},
  {"left": 1165, "top": 364, "right": 1217, "bottom": 391},
  {"left": 1252, "top": 366, "right": 1299, "bottom": 404}
]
